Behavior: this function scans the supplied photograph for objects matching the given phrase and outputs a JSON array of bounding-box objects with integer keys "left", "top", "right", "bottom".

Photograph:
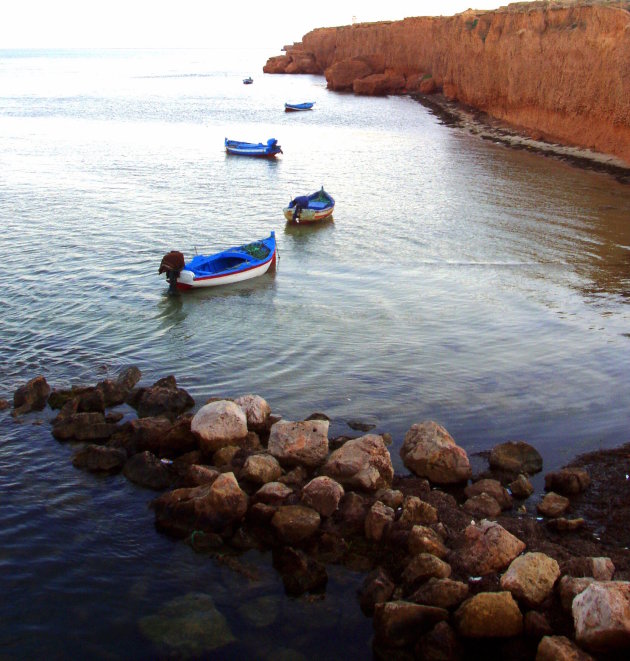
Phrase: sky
[{"left": 1, "top": 1, "right": 513, "bottom": 50}]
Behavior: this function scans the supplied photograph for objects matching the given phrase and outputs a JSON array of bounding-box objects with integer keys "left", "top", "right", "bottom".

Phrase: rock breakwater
[
  {"left": 264, "top": 1, "right": 630, "bottom": 168},
  {"left": 6, "top": 370, "right": 630, "bottom": 659}
]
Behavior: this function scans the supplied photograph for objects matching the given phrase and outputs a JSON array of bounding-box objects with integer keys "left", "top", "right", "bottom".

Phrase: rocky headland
[
  {"left": 6, "top": 370, "right": 630, "bottom": 659},
  {"left": 264, "top": 1, "right": 630, "bottom": 172}
]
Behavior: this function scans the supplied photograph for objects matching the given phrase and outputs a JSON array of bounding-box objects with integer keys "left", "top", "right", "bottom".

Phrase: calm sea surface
[{"left": 1, "top": 48, "right": 629, "bottom": 659}]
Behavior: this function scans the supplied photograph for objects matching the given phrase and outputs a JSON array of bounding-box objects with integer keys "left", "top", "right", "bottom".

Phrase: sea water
[{"left": 1, "top": 48, "right": 629, "bottom": 659}]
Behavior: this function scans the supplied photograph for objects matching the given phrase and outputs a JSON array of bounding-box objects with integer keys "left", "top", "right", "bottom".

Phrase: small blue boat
[
  {"left": 285, "top": 102, "right": 315, "bottom": 112},
  {"left": 243, "top": 77, "right": 253, "bottom": 84},
  {"left": 159, "top": 232, "right": 277, "bottom": 290},
  {"left": 225, "top": 138, "right": 282, "bottom": 158}
]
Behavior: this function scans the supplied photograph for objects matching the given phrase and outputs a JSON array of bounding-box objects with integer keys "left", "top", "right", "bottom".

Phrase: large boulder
[
  {"left": 128, "top": 376, "right": 194, "bottom": 420},
  {"left": 191, "top": 400, "right": 248, "bottom": 455},
  {"left": 353, "top": 72, "right": 406, "bottom": 96},
  {"left": 572, "top": 581, "right": 630, "bottom": 652},
  {"left": 400, "top": 421, "right": 471, "bottom": 484},
  {"left": 455, "top": 592, "right": 523, "bottom": 638},
  {"left": 321, "top": 434, "right": 393, "bottom": 491},
  {"left": 268, "top": 419, "right": 329, "bottom": 468},
  {"left": 500, "top": 552, "right": 561, "bottom": 607},
  {"left": 325, "top": 58, "right": 373, "bottom": 91},
  {"left": 450, "top": 519, "right": 526, "bottom": 576},
  {"left": 544, "top": 468, "right": 591, "bottom": 495}
]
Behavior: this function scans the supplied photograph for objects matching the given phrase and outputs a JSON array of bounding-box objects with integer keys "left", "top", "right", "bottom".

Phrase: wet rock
[
  {"left": 400, "top": 421, "right": 471, "bottom": 485},
  {"left": 562, "top": 556, "right": 615, "bottom": 581},
  {"left": 509, "top": 473, "right": 535, "bottom": 499},
  {"left": 138, "top": 592, "right": 235, "bottom": 656},
  {"left": 359, "top": 567, "right": 396, "bottom": 616},
  {"left": 417, "top": 621, "right": 463, "bottom": 661},
  {"left": 455, "top": 591, "right": 523, "bottom": 638},
  {"left": 365, "top": 500, "right": 395, "bottom": 541},
  {"left": 233, "top": 394, "right": 271, "bottom": 433},
  {"left": 373, "top": 600, "right": 448, "bottom": 648},
  {"left": 544, "top": 468, "right": 591, "bottom": 495},
  {"left": 123, "top": 451, "right": 174, "bottom": 490},
  {"left": 409, "top": 577, "right": 469, "bottom": 610},
  {"left": 268, "top": 419, "right": 329, "bottom": 468},
  {"left": 96, "top": 366, "right": 142, "bottom": 407},
  {"left": 347, "top": 419, "right": 376, "bottom": 432},
  {"left": 212, "top": 445, "right": 240, "bottom": 467},
  {"left": 0, "top": 398, "right": 9, "bottom": 410},
  {"left": 13, "top": 375, "right": 51, "bottom": 415},
  {"left": 271, "top": 505, "right": 321, "bottom": 544},
  {"left": 240, "top": 453, "right": 282, "bottom": 485},
  {"left": 489, "top": 441, "right": 543, "bottom": 475},
  {"left": 402, "top": 553, "right": 451, "bottom": 590},
  {"left": 52, "top": 411, "right": 118, "bottom": 442},
  {"left": 572, "top": 581, "right": 630, "bottom": 652},
  {"left": 500, "top": 552, "right": 561, "bottom": 607},
  {"left": 399, "top": 496, "right": 438, "bottom": 528},
  {"left": 408, "top": 525, "right": 449, "bottom": 559},
  {"left": 72, "top": 444, "right": 127, "bottom": 473},
  {"left": 272, "top": 546, "right": 327, "bottom": 596},
  {"left": 337, "top": 491, "right": 371, "bottom": 534},
  {"left": 301, "top": 476, "right": 344, "bottom": 517},
  {"left": 465, "top": 478, "right": 512, "bottom": 510},
  {"left": 450, "top": 520, "right": 526, "bottom": 576},
  {"left": 277, "top": 464, "right": 309, "bottom": 487},
  {"left": 152, "top": 472, "right": 248, "bottom": 536},
  {"left": 321, "top": 434, "right": 394, "bottom": 491},
  {"left": 191, "top": 400, "right": 248, "bottom": 455},
  {"left": 463, "top": 493, "right": 502, "bottom": 519},
  {"left": 129, "top": 376, "right": 194, "bottom": 420},
  {"left": 124, "top": 416, "right": 176, "bottom": 456},
  {"left": 537, "top": 492, "right": 570, "bottom": 518},
  {"left": 536, "top": 635, "right": 595, "bottom": 660},
  {"left": 253, "top": 481, "right": 293, "bottom": 506}
]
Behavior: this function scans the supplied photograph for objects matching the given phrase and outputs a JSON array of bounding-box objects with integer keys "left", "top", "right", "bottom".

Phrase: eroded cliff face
[{"left": 264, "top": 2, "right": 630, "bottom": 166}]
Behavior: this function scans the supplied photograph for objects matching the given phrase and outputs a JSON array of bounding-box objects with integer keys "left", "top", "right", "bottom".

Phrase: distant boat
[
  {"left": 285, "top": 101, "right": 315, "bottom": 112},
  {"left": 283, "top": 187, "right": 335, "bottom": 223},
  {"left": 225, "top": 138, "right": 282, "bottom": 158},
  {"left": 158, "top": 232, "right": 277, "bottom": 291},
  {"left": 243, "top": 77, "right": 253, "bottom": 84}
]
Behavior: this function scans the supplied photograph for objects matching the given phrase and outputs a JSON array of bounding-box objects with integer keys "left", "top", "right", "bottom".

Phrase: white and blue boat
[
  {"left": 159, "top": 232, "right": 277, "bottom": 291},
  {"left": 225, "top": 138, "right": 282, "bottom": 158},
  {"left": 285, "top": 102, "right": 315, "bottom": 112},
  {"left": 283, "top": 188, "right": 335, "bottom": 224},
  {"left": 243, "top": 76, "right": 253, "bottom": 84}
]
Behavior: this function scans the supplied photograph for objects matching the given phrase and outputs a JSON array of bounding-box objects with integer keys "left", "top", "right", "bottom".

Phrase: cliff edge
[{"left": 264, "top": 1, "right": 630, "bottom": 167}]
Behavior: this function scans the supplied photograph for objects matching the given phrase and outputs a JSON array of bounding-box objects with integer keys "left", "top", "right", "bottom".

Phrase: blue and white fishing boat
[
  {"left": 225, "top": 138, "right": 282, "bottom": 158},
  {"left": 243, "top": 76, "right": 253, "bottom": 84},
  {"left": 285, "top": 101, "right": 315, "bottom": 112},
  {"left": 283, "top": 188, "right": 335, "bottom": 223},
  {"left": 158, "top": 232, "right": 277, "bottom": 291}
]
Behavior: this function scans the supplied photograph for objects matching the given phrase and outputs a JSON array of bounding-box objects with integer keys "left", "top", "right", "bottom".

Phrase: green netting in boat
[{"left": 242, "top": 241, "right": 270, "bottom": 260}]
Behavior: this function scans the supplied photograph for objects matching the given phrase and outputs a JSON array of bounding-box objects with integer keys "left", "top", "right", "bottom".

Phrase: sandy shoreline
[{"left": 411, "top": 93, "right": 630, "bottom": 185}]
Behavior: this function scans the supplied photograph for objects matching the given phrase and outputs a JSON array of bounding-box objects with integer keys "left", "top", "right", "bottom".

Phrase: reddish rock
[
  {"left": 301, "top": 476, "right": 344, "bottom": 517},
  {"left": 271, "top": 505, "right": 321, "bottom": 544},
  {"left": 536, "top": 635, "right": 595, "bottom": 661},
  {"left": 72, "top": 444, "right": 127, "bottom": 473},
  {"left": 455, "top": 591, "right": 523, "bottom": 638},
  {"left": 537, "top": 491, "right": 570, "bottom": 518},
  {"left": 544, "top": 468, "right": 591, "bottom": 495},
  {"left": 13, "top": 375, "right": 50, "bottom": 415},
  {"left": 268, "top": 419, "right": 329, "bottom": 468},
  {"left": 353, "top": 72, "right": 406, "bottom": 96},
  {"left": 373, "top": 600, "right": 448, "bottom": 648},
  {"left": 324, "top": 58, "right": 373, "bottom": 91}
]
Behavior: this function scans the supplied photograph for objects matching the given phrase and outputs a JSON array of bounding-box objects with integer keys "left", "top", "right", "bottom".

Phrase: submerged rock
[
  {"left": 13, "top": 375, "right": 51, "bottom": 415},
  {"left": 138, "top": 592, "right": 235, "bottom": 656},
  {"left": 489, "top": 440, "right": 543, "bottom": 475}
]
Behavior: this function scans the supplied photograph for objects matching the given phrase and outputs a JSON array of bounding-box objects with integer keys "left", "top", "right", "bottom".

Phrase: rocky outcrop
[{"left": 264, "top": 2, "right": 630, "bottom": 166}]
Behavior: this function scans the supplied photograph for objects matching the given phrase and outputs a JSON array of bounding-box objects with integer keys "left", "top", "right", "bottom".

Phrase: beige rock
[
  {"left": 401, "top": 553, "right": 451, "bottom": 588},
  {"left": 268, "top": 419, "right": 329, "bottom": 468},
  {"left": 399, "top": 495, "right": 438, "bottom": 527},
  {"left": 321, "top": 434, "right": 393, "bottom": 491},
  {"left": 409, "top": 577, "right": 469, "bottom": 609},
  {"left": 408, "top": 525, "right": 449, "bottom": 559},
  {"left": 537, "top": 492, "right": 570, "bottom": 518},
  {"left": 465, "top": 478, "right": 512, "bottom": 509},
  {"left": 373, "top": 600, "right": 448, "bottom": 647},
  {"left": 463, "top": 493, "right": 502, "bottom": 518},
  {"left": 500, "top": 552, "right": 561, "bottom": 607},
  {"left": 191, "top": 400, "right": 248, "bottom": 453},
  {"left": 271, "top": 505, "right": 321, "bottom": 544},
  {"left": 233, "top": 394, "right": 271, "bottom": 432},
  {"left": 240, "top": 454, "right": 282, "bottom": 485},
  {"left": 365, "top": 500, "right": 395, "bottom": 541}
]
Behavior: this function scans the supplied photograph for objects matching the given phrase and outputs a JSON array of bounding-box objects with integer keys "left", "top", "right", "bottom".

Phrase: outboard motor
[{"left": 158, "top": 250, "right": 185, "bottom": 291}]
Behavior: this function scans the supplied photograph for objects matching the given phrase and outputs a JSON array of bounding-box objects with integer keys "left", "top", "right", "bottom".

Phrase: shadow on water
[{"left": 283, "top": 218, "right": 335, "bottom": 240}]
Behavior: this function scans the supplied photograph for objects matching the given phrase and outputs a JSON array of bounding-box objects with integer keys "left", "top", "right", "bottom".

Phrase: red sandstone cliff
[{"left": 264, "top": 1, "right": 630, "bottom": 166}]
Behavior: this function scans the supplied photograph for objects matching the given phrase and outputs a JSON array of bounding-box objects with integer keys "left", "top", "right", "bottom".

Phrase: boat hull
[
  {"left": 225, "top": 138, "right": 282, "bottom": 158},
  {"left": 285, "top": 102, "right": 314, "bottom": 112},
  {"left": 177, "top": 251, "right": 276, "bottom": 289},
  {"left": 283, "top": 206, "right": 334, "bottom": 223}
]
